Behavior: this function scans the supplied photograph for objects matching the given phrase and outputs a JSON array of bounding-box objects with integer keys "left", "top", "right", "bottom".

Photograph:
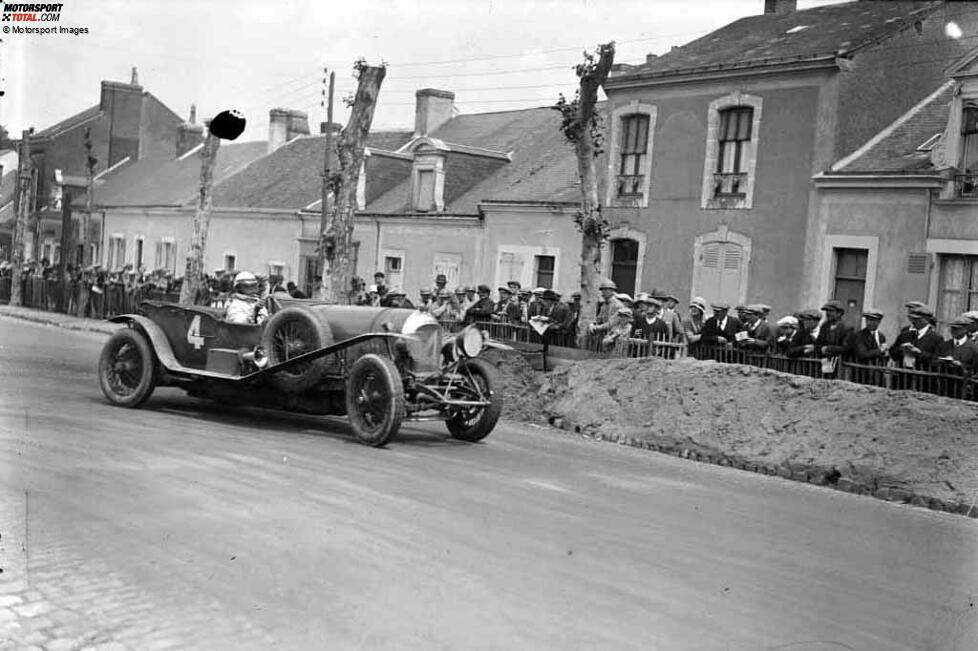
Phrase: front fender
[{"left": 108, "top": 314, "right": 181, "bottom": 371}]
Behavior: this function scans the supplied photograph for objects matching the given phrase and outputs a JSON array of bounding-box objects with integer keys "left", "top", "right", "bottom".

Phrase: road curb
[
  {"left": 0, "top": 309, "right": 117, "bottom": 336},
  {"left": 547, "top": 416, "right": 978, "bottom": 519}
]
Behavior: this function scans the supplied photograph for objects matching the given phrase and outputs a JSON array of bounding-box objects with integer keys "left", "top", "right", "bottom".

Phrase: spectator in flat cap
[
  {"left": 373, "top": 272, "right": 388, "bottom": 300},
  {"left": 774, "top": 315, "right": 800, "bottom": 355},
  {"left": 890, "top": 306, "right": 943, "bottom": 370},
  {"left": 434, "top": 274, "right": 448, "bottom": 293},
  {"left": 507, "top": 280, "right": 522, "bottom": 294},
  {"left": 454, "top": 286, "right": 473, "bottom": 319},
  {"left": 492, "top": 286, "right": 522, "bottom": 323},
  {"left": 814, "top": 300, "right": 853, "bottom": 359},
  {"left": 848, "top": 309, "right": 888, "bottom": 361},
  {"left": 736, "top": 304, "right": 775, "bottom": 352},
  {"left": 544, "top": 289, "right": 574, "bottom": 336},
  {"left": 463, "top": 285, "right": 496, "bottom": 324},
  {"left": 567, "top": 290, "right": 582, "bottom": 335},
  {"left": 787, "top": 310, "right": 819, "bottom": 358},
  {"left": 700, "top": 302, "right": 742, "bottom": 346},
  {"left": 938, "top": 317, "right": 978, "bottom": 375},
  {"left": 602, "top": 306, "right": 635, "bottom": 351},
  {"left": 963, "top": 311, "right": 978, "bottom": 345},
  {"left": 430, "top": 288, "right": 460, "bottom": 321},
  {"left": 417, "top": 287, "right": 434, "bottom": 312},
  {"left": 387, "top": 289, "right": 415, "bottom": 309}
]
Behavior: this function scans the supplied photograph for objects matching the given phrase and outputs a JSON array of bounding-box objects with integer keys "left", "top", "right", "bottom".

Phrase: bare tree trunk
[
  {"left": 566, "top": 43, "right": 615, "bottom": 344},
  {"left": 318, "top": 63, "right": 386, "bottom": 303},
  {"left": 59, "top": 190, "right": 73, "bottom": 311},
  {"left": 179, "top": 132, "right": 221, "bottom": 305},
  {"left": 9, "top": 130, "right": 32, "bottom": 307}
]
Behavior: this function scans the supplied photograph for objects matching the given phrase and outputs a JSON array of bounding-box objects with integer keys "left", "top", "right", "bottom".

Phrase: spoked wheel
[
  {"left": 345, "top": 354, "right": 405, "bottom": 447},
  {"left": 261, "top": 307, "right": 333, "bottom": 393},
  {"left": 446, "top": 358, "right": 502, "bottom": 442},
  {"left": 98, "top": 328, "right": 157, "bottom": 407}
]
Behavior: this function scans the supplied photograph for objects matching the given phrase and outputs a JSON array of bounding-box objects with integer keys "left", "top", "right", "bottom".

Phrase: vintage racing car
[{"left": 97, "top": 298, "right": 503, "bottom": 446}]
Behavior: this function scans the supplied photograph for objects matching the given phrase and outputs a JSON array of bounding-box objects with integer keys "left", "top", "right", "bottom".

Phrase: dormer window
[{"left": 410, "top": 138, "right": 448, "bottom": 212}]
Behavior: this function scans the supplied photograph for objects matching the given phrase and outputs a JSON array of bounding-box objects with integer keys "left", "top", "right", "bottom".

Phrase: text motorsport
[{"left": 1, "top": 2, "right": 63, "bottom": 21}]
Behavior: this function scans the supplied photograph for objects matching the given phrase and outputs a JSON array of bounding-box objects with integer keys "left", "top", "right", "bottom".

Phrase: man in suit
[
  {"left": 889, "top": 306, "right": 944, "bottom": 370},
  {"left": 848, "top": 308, "right": 888, "bottom": 361},
  {"left": 463, "top": 285, "right": 496, "bottom": 325},
  {"left": 492, "top": 286, "right": 522, "bottom": 323},
  {"left": 700, "top": 302, "right": 742, "bottom": 346},
  {"left": 786, "top": 309, "right": 819, "bottom": 358},
  {"left": 814, "top": 300, "right": 854, "bottom": 358},
  {"left": 589, "top": 279, "right": 624, "bottom": 336},
  {"left": 938, "top": 317, "right": 978, "bottom": 375},
  {"left": 736, "top": 304, "right": 775, "bottom": 352},
  {"left": 632, "top": 295, "right": 670, "bottom": 341}
]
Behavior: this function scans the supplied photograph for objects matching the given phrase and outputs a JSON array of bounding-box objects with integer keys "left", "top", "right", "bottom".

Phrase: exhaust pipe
[{"left": 240, "top": 345, "right": 269, "bottom": 369}]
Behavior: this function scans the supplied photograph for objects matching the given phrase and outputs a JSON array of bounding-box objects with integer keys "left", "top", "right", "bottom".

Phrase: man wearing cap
[
  {"left": 517, "top": 289, "right": 532, "bottom": 323},
  {"left": 567, "top": 291, "right": 582, "bottom": 336},
  {"left": 890, "top": 306, "right": 943, "bottom": 370},
  {"left": 602, "top": 306, "right": 635, "bottom": 351},
  {"left": 417, "top": 287, "right": 434, "bottom": 312},
  {"left": 506, "top": 280, "right": 522, "bottom": 296},
  {"left": 660, "top": 293, "right": 685, "bottom": 344},
  {"left": 849, "top": 309, "right": 888, "bottom": 361},
  {"left": 592, "top": 279, "right": 623, "bottom": 332},
  {"left": 464, "top": 285, "right": 495, "bottom": 325},
  {"left": 492, "top": 286, "right": 521, "bottom": 323},
  {"left": 814, "top": 300, "right": 854, "bottom": 358},
  {"left": 774, "top": 315, "right": 800, "bottom": 355},
  {"left": 736, "top": 304, "right": 775, "bottom": 352},
  {"left": 386, "top": 289, "right": 415, "bottom": 309},
  {"left": 963, "top": 311, "right": 978, "bottom": 345},
  {"left": 373, "top": 272, "right": 388, "bottom": 302},
  {"left": 434, "top": 274, "right": 448, "bottom": 294},
  {"left": 539, "top": 289, "right": 571, "bottom": 335},
  {"left": 701, "top": 302, "right": 742, "bottom": 346},
  {"left": 787, "top": 310, "right": 820, "bottom": 358},
  {"left": 938, "top": 317, "right": 978, "bottom": 375}
]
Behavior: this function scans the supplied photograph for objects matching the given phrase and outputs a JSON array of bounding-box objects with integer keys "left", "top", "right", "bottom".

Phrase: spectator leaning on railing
[
  {"left": 848, "top": 309, "right": 888, "bottom": 361},
  {"left": 938, "top": 317, "right": 978, "bottom": 375}
]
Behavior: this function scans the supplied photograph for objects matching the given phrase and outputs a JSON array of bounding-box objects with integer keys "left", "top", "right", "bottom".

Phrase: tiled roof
[
  {"left": 616, "top": 1, "right": 939, "bottom": 79},
  {"left": 0, "top": 170, "right": 18, "bottom": 226},
  {"left": 210, "top": 130, "right": 416, "bottom": 210},
  {"left": 366, "top": 106, "right": 577, "bottom": 214},
  {"left": 34, "top": 105, "right": 102, "bottom": 138},
  {"left": 87, "top": 140, "right": 268, "bottom": 207},
  {"left": 833, "top": 82, "right": 953, "bottom": 173}
]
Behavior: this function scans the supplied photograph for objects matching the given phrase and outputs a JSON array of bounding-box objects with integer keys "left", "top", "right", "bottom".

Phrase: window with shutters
[
  {"left": 692, "top": 227, "right": 751, "bottom": 306},
  {"left": 498, "top": 252, "right": 525, "bottom": 288},
  {"left": 535, "top": 255, "right": 555, "bottom": 289},
  {"left": 107, "top": 235, "right": 126, "bottom": 271},
  {"left": 155, "top": 239, "right": 176, "bottom": 273},
  {"left": 957, "top": 103, "right": 978, "bottom": 197},
  {"left": 937, "top": 255, "right": 978, "bottom": 329},
  {"left": 701, "top": 93, "right": 763, "bottom": 210}
]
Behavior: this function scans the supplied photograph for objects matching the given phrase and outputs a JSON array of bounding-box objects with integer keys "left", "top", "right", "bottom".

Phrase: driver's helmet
[{"left": 234, "top": 271, "right": 259, "bottom": 292}]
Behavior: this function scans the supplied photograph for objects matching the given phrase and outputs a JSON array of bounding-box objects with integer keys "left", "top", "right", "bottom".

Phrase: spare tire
[{"left": 261, "top": 306, "right": 334, "bottom": 393}]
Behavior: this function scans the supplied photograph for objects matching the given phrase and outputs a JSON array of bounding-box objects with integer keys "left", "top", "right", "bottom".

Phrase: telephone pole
[
  {"left": 83, "top": 128, "right": 96, "bottom": 267},
  {"left": 319, "top": 67, "right": 335, "bottom": 299}
]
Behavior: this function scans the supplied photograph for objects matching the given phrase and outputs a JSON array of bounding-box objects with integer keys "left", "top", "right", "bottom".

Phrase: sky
[{"left": 2, "top": 0, "right": 850, "bottom": 142}]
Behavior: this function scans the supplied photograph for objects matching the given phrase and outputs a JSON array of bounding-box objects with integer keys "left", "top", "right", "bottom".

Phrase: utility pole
[
  {"left": 9, "top": 129, "right": 32, "bottom": 307},
  {"left": 319, "top": 67, "right": 335, "bottom": 300},
  {"left": 83, "top": 128, "right": 96, "bottom": 267}
]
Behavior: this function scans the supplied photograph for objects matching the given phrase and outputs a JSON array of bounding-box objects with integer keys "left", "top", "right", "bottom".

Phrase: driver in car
[{"left": 225, "top": 271, "right": 269, "bottom": 325}]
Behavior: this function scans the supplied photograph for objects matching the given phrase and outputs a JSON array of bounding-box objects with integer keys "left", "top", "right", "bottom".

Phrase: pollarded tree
[{"left": 555, "top": 42, "right": 615, "bottom": 344}]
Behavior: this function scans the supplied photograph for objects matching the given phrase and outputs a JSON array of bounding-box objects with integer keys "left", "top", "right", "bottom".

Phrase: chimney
[
  {"left": 99, "top": 75, "right": 144, "bottom": 166},
  {"left": 130, "top": 66, "right": 139, "bottom": 85},
  {"left": 414, "top": 89, "right": 455, "bottom": 137},
  {"left": 646, "top": 53, "right": 658, "bottom": 65},
  {"left": 176, "top": 104, "right": 204, "bottom": 157},
  {"left": 268, "top": 108, "right": 311, "bottom": 153},
  {"left": 319, "top": 121, "right": 343, "bottom": 136},
  {"left": 764, "top": 0, "right": 797, "bottom": 15}
]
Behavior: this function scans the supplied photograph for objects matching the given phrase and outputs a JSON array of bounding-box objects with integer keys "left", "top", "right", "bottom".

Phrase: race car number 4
[{"left": 187, "top": 315, "right": 205, "bottom": 350}]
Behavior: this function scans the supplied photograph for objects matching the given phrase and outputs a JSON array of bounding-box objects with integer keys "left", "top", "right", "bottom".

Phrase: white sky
[{"left": 3, "top": 0, "right": 848, "bottom": 142}]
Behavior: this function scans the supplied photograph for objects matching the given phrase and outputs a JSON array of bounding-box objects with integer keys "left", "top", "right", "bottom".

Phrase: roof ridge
[{"left": 830, "top": 79, "right": 955, "bottom": 172}]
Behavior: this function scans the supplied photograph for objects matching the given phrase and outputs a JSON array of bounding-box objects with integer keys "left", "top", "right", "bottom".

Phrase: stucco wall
[{"left": 604, "top": 72, "right": 828, "bottom": 311}]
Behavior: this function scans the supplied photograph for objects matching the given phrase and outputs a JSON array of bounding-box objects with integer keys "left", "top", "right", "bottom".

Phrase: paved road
[{"left": 1, "top": 316, "right": 976, "bottom": 651}]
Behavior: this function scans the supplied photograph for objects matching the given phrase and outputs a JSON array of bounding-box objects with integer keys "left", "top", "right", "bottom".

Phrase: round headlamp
[{"left": 459, "top": 326, "right": 485, "bottom": 358}]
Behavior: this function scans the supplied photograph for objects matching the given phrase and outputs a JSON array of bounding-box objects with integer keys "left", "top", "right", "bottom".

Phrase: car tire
[
  {"left": 446, "top": 358, "right": 502, "bottom": 442},
  {"left": 262, "top": 306, "right": 334, "bottom": 393},
  {"left": 98, "top": 328, "right": 157, "bottom": 408},
  {"left": 345, "top": 354, "right": 405, "bottom": 447}
]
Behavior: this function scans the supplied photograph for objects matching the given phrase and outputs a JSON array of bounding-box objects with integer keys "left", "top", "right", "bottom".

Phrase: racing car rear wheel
[
  {"left": 345, "top": 354, "right": 405, "bottom": 447},
  {"left": 98, "top": 328, "right": 157, "bottom": 408},
  {"left": 262, "top": 307, "right": 334, "bottom": 393},
  {"left": 446, "top": 358, "right": 502, "bottom": 442}
]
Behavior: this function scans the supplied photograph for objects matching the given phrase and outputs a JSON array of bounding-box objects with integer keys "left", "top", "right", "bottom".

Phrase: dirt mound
[
  {"left": 538, "top": 357, "right": 978, "bottom": 504},
  {"left": 481, "top": 348, "right": 546, "bottom": 423}
]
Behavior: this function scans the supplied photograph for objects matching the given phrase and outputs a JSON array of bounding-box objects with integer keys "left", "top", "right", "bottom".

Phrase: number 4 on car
[{"left": 97, "top": 298, "right": 503, "bottom": 446}]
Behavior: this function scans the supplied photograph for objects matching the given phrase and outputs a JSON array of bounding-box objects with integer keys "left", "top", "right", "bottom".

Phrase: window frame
[
  {"left": 605, "top": 101, "right": 657, "bottom": 208},
  {"left": 701, "top": 92, "right": 763, "bottom": 210}
]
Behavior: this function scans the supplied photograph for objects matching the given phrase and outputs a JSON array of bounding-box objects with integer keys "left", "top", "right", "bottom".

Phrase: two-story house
[
  {"left": 599, "top": 0, "right": 978, "bottom": 324},
  {"left": 814, "top": 49, "right": 978, "bottom": 336}
]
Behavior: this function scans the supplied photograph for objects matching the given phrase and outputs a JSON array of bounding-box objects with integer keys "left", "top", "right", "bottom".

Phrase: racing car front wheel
[
  {"left": 345, "top": 354, "right": 405, "bottom": 447},
  {"left": 98, "top": 328, "right": 157, "bottom": 408},
  {"left": 446, "top": 358, "right": 502, "bottom": 442}
]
